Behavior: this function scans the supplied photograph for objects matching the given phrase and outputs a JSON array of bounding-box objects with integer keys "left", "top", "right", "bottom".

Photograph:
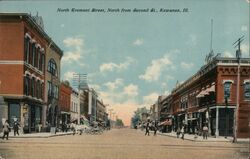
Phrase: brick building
[
  {"left": 0, "top": 13, "right": 62, "bottom": 132},
  {"left": 159, "top": 57, "right": 250, "bottom": 138},
  {"left": 58, "top": 81, "right": 72, "bottom": 125}
]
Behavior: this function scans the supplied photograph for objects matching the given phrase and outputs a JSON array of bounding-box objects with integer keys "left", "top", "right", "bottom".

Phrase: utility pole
[
  {"left": 72, "top": 73, "right": 87, "bottom": 124},
  {"left": 233, "top": 36, "right": 244, "bottom": 143},
  {"left": 225, "top": 96, "right": 229, "bottom": 139}
]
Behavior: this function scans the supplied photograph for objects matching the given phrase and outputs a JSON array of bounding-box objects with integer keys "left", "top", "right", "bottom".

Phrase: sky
[{"left": 0, "top": 0, "right": 249, "bottom": 126}]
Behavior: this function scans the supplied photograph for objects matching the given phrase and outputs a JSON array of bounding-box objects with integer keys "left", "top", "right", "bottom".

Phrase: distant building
[{"left": 70, "top": 89, "right": 80, "bottom": 124}]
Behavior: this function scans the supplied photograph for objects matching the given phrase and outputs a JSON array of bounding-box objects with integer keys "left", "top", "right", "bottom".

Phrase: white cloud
[
  {"left": 104, "top": 78, "right": 124, "bottom": 91},
  {"left": 143, "top": 92, "right": 159, "bottom": 105},
  {"left": 139, "top": 54, "right": 173, "bottom": 82},
  {"left": 223, "top": 51, "right": 234, "bottom": 58},
  {"left": 62, "top": 37, "right": 85, "bottom": 63},
  {"left": 241, "top": 43, "right": 249, "bottom": 57},
  {"left": 180, "top": 62, "right": 194, "bottom": 70},
  {"left": 63, "top": 37, "right": 83, "bottom": 47},
  {"left": 63, "top": 71, "right": 77, "bottom": 81},
  {"left": 133, "top": 38, "right": 144, "bottom": 46},
  {"left": 100, "top": 57, "right": 135, "bottom": 73},
  {"left": 241, "top": 25, "right": 248, "bottom": 32},
  {"left": 123, "top": 84, "right": 138, "bottom": 96},
  {"left": 60, "top": 24, "right": 65, "bottom": 28}
]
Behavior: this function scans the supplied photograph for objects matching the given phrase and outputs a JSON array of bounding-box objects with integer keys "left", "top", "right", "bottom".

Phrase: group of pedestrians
[
  {"left": 2, "top": 120, "right": 20, "bottom": 140},
  {"left": 144, "top": 120, "right": 158, "bottom": 136},
  {"left": 176, "top": 124, "right": 209, "bottom": 140}
]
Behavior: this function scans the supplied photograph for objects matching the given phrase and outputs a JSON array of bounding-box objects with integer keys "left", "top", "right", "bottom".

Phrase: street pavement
[{"left": 0, "top": 128, "right": 249, "bottom": 159}]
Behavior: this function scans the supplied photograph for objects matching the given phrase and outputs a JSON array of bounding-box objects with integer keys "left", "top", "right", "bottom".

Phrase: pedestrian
[
  {"left": 70, "top": 122, "right": 76, "bottom": 135},
  {"left": 181, "top": 126, "right": 185, "bottom": 140},
  {"left": 145, "top": 121, "right": 150, "bottom": 136},
  {"left": 194, "top": 126, "right": 198, "bottom": 139},
  {"left": 2, "top": 120, "right": 10, "bottom": 140},
  {"left": 13, "top": 120, "right": 20, "bottom": 136},
  {"left": 176, "top": 127, "right": 181, "bottom": 138},
  {"left": 153, "top": 125, "right": 158, "bottom": 136},
  {"left": 203, "top": 125, "right": 208, "bottom": 139}
]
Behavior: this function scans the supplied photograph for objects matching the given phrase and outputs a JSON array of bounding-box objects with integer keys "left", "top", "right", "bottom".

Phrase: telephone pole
[{"left": 233, "top": 36, "right": 244, "bottom": 143}]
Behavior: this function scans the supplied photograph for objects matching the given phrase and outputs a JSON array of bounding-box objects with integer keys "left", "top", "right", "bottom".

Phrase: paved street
[{"left": 0, "top": 128, "right": 249, "bottom": 159}]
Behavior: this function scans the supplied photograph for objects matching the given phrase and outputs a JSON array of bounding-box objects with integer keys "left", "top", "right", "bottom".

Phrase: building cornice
[
  {"left": 0, "top": 13, "right": 63, "bottom": 57},
  {"left": 172, "top": 57, "right": 250, "bottom": 94}
]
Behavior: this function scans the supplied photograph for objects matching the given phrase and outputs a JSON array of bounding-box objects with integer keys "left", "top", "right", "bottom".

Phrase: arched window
[
  {"left": 24, "top": 37, "right": 30, "bottom": 63},
  {"left": 41, "top": 53, "right": 45, "bottom": 73},
  {"left": 32, "top": 43, "right": 36, "bottom": 66},
  {"left": 47, "top": 59, "right": 57, "bottom": 76},
  {"left": 36, "top": 80, "right": 40, "bottom": 99},
  {"left": 37, "top": 50, "right": 41, "bottom": 70},
  {"left": 31, "top": 77, "right": 35, "bottom": 97},
  {"left": 24, "top": 75, "right": 30, "bottom": 95}
]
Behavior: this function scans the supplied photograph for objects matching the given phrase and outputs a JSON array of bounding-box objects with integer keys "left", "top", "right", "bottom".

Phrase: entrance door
[
  {"left": 30, "top": 106, "right": 36, "bottom": 131},
  {"left": 9, "top": 103, "right": 20, "bottom": 127}
]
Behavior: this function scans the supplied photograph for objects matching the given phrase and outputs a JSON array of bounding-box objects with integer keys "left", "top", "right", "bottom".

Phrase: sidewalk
[
  {"left": 0, "top": 131, "right": 73, "bottom": 138},
  {"left": 149, "top": 130, "right": 249, "bottom": 143}
]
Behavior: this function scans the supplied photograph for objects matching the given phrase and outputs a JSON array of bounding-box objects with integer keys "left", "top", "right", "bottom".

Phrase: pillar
[
  {"left": 42, "top": 104, "right": 47, "bottom": 127},
  {"left": 215, "top": 107, "right": 219, "bottom": 137}
]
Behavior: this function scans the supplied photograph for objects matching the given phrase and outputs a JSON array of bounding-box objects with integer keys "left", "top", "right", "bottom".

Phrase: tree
[{"left": 115, "top": 119, "right": 124, "bottom": 127}]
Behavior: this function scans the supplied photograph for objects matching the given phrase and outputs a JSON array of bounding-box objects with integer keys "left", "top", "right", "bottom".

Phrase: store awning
[
  {"left": 207, "top": 85, "right": 215, "bottom": 92},
  {"left": 187, "top": 118, "right": 197, "bottom": 121},
  {"left": 196, "top": 85, "right": 215, "bottom": 98},
  {"left": 196, "top": 89, "right": 208, "bottom": 98},
  {"left": 159, "top": 119, "right": 172, "bottom": 126},
  {"left": 198, "top": 108, "right": 207, "bottom": 112},
  {"left": 80, "top": 115, "right": 89, "bottom": 121}
]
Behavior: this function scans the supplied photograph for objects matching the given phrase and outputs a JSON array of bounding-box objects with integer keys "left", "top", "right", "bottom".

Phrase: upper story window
[
  {"left": 24, "top": 37, "right": 30, "bottom": 63},
  {"left": 244, "top": 81, "right": 250, "bottom": 100},
  {"left": 24, "top": 75, "right": 30, "bottom": 96},
  {"left": 41, "top": 53, "right": 45, "bottom": 73},
  {"left": 48, "top": 59, "right": 57, "bottom": 77},
  {"left": 223, "top": 80, "right": 233, "bottom": 99},
  {"left": 31, "top": 77, "right": 35, "bottom": 97},
  {"left": 31, "top": 43, "right": 36, "bottom": 66}
]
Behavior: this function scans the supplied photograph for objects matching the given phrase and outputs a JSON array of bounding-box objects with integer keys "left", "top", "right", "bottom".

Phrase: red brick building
[
  {"left": 0, "top": 13, "right": 62, "bottom": 132},
  {"left": 59, "top": 81, "right": 72, "bottom": 124},
  {"left": 160, "top": 57, "right": 250, "bottom": 138}
]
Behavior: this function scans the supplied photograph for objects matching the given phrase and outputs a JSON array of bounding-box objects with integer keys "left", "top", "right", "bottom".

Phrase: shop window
[
  {"left": 244, "top": 82, "right": 250, "bottom": 100},
  {"left": 9, "top": 103, "right": 20, "bottom": 127}
]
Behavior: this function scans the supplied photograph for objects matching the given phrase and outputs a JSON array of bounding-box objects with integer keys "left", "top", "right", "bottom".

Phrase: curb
[
  {"left": 145, "top": 130, "right": 249, "bottom": 143},
  {"left": 5, "top": 132, "right": 74, "bottom": 138}
]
